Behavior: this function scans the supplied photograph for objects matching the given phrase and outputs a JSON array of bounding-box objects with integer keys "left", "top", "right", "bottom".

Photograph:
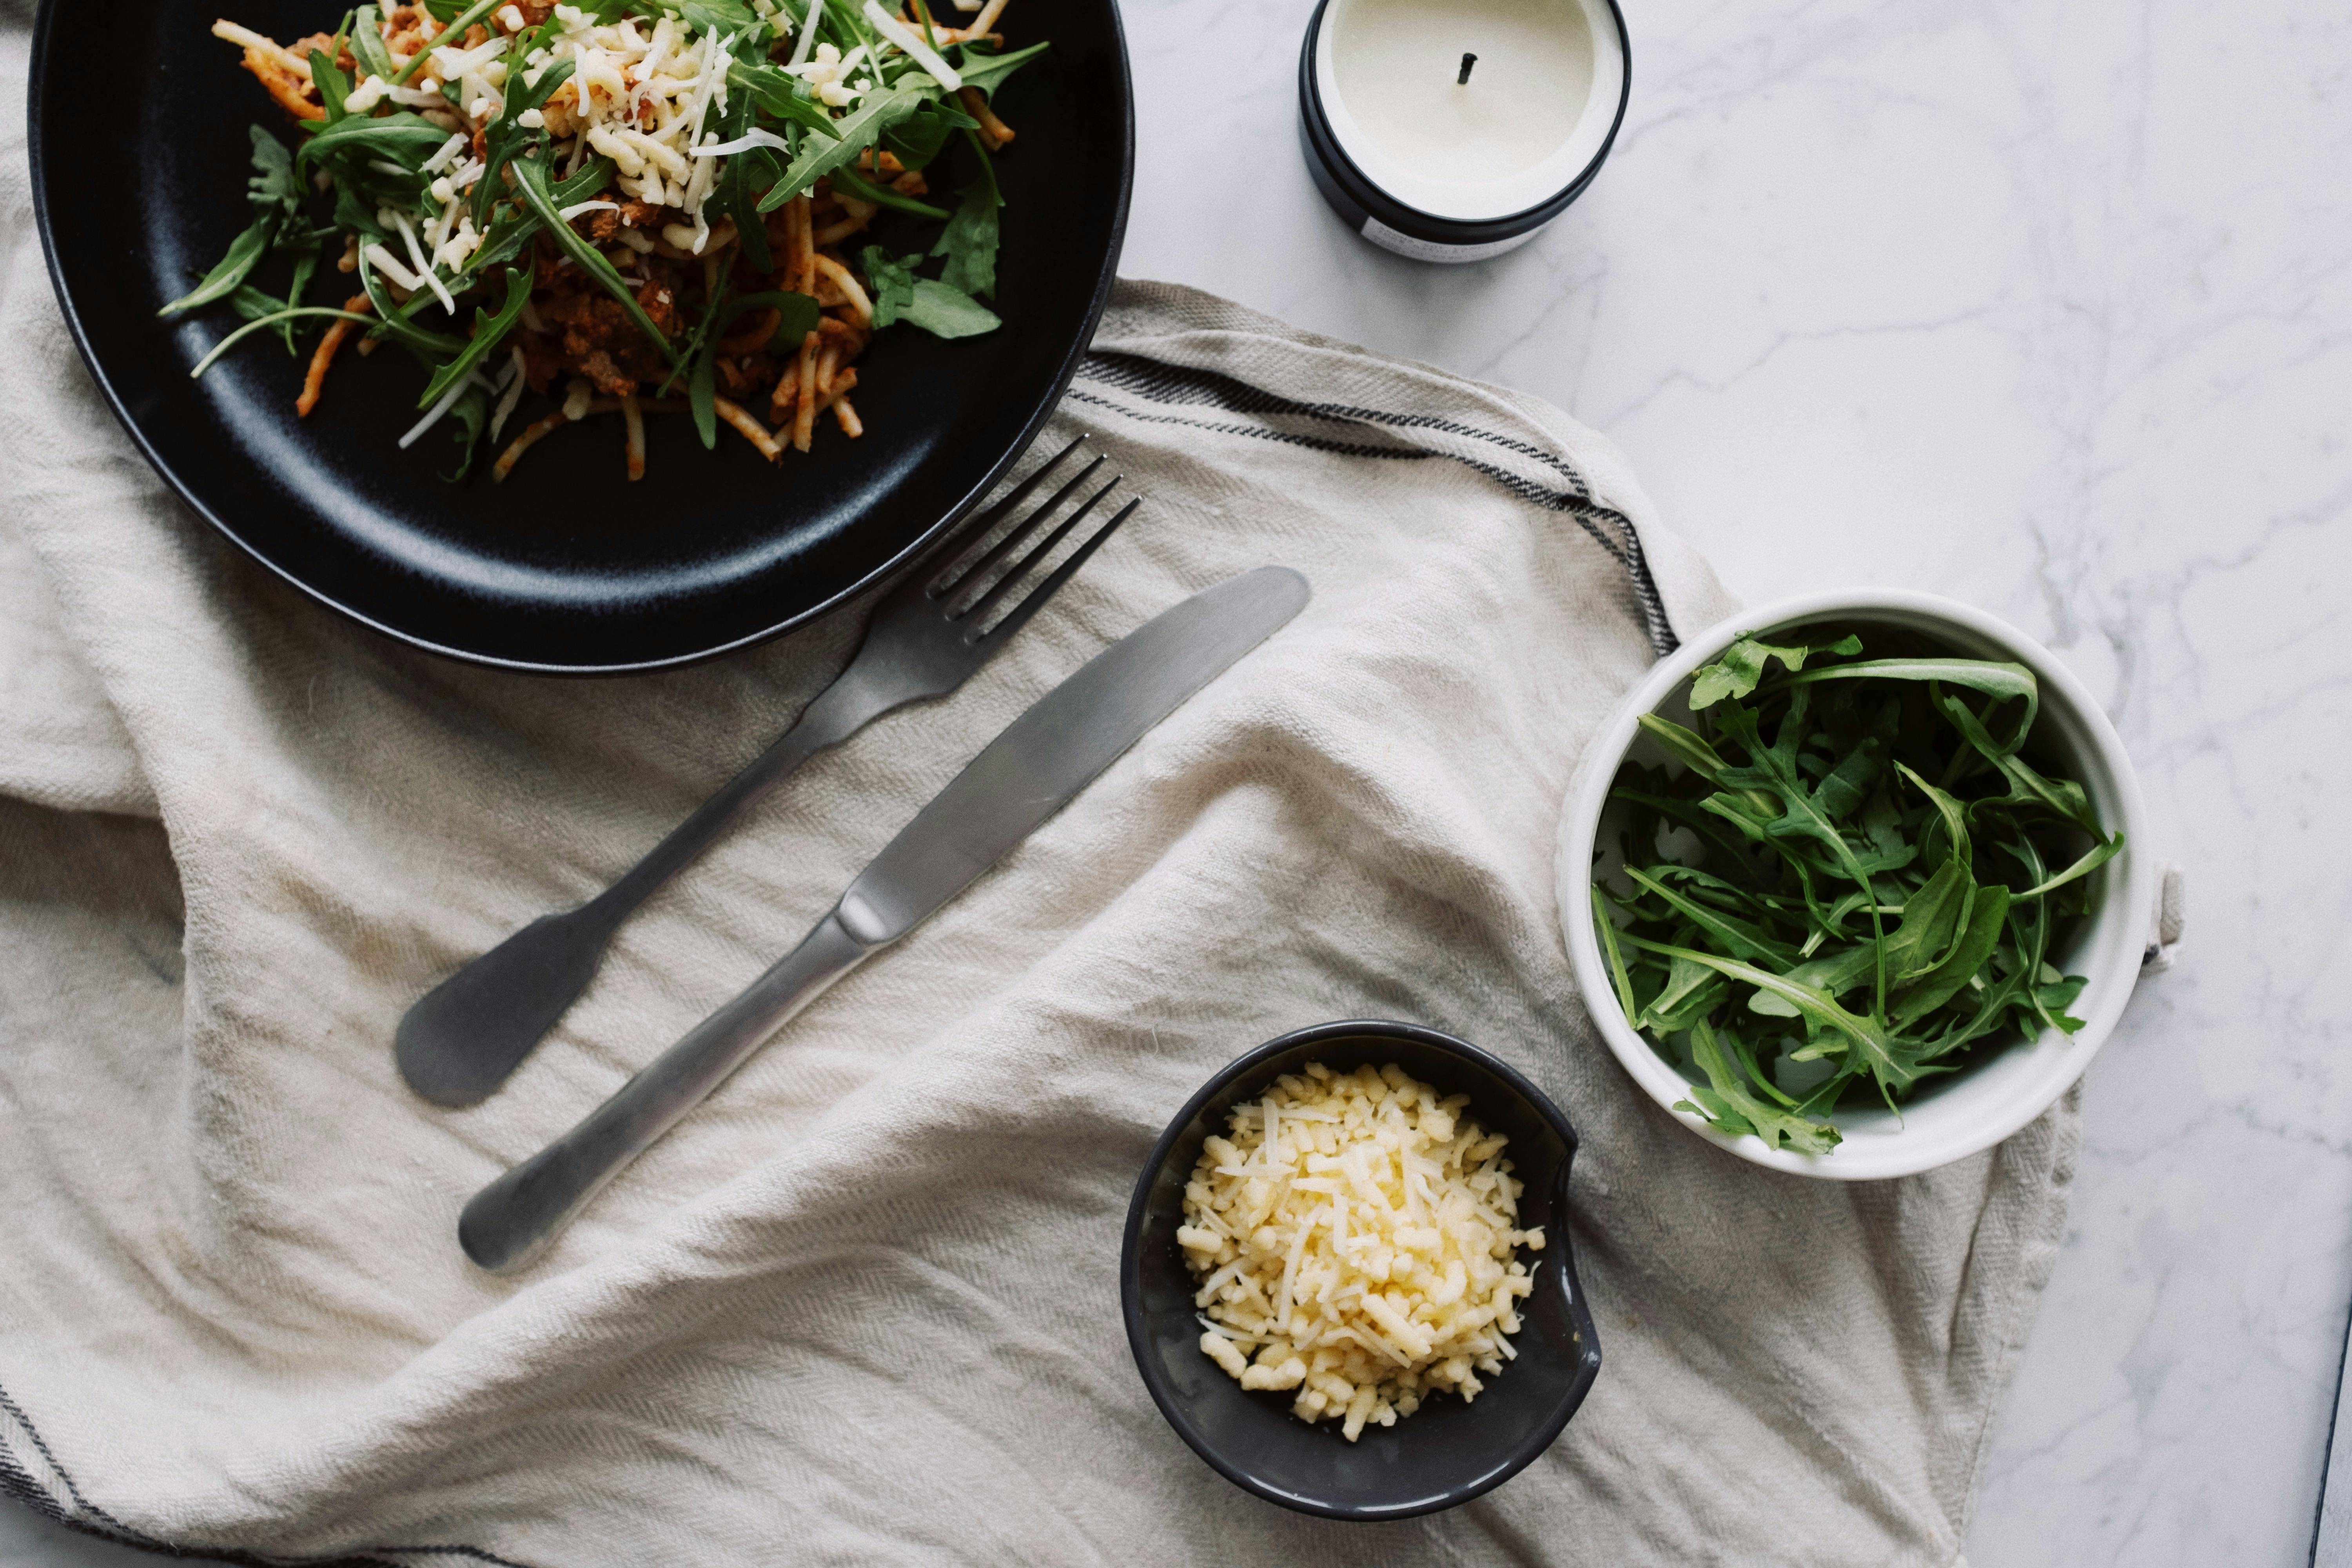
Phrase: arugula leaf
[
  {"left": 1640, "top": 952, "right": 1729, "bottom": 1034},
  {"left": 1674, "top": 1020, "right": 1842, "bottom": 1155},
  {"left": 727, "top": 60, "right": 837, "bottom": 135},
  {"left": 883, "top": 101, "right": 975, "bottom": 169},
  {"left": 2018, "top": 831, "right": 2125, "bottom": 900},
  {"left": 333, "top": 182, "right": 391, "bottom": 243},
  {"left": 861, "top": 247, "right": 1000, "bottom": 337},
  {"left": 1621, "top": 931, "right": 1919, "bottom": 1093},
  {"left": 1591, "top": 885, "right": 1644, "bottom": 1027},
  {"left": 667, "top": 0, "right": 761, "bottom": 32},
  {"left": 1622, "top": 864, "right": 1797, "bottom": 967},
  {"left": 463, "top": 158, "right": 612, "bottom": 278},
  {"left": 417, "top": 267, "right": 532, "bottom": 410},
  {"left": 162, "top": 127, "right": 304, "bottom": 317},
  {"left": 1891, "top": 886, "right": 2011, "bottom": 1026},
  {"left": 227, "top": 284, "right": 295, "bottom": 325},
  {"left": 1689, "top": 632, "right": 1862, "bottom": 709},
  {"left": 673, "top": 287, "right": 823, "bottom": 443},
  {"left": 859, "top": 249, "right": 917, "bottom": 325},
  {"left": 351, "top": 5, "right": 396, "bottom": 80},
  {"left": 1635, "top": 712, "right": 1731, "bottom": 784},
  {"left": 511, "top": 155, "right": 681, "bottom": 365},
  {"left": 826, "top": 163, "right": 950, "bottom": 220},
  {"left": 279, "top": 240, "right": 322, "bottom": 353},
  {"left": 1890, "top": 860, "right": 1978, "bottom": 974},
  {"left": 688, "top": 345, "right": 721, "bottom": 448},
  {"left": 443, "top": 383, "right": 494, "bottom": 481},
  {"left": 299, "top": 111, "right": 455, "bottom": 177},
  {"left": 1746, "top": 942, "right": 1878, "bottom": 1015},
  {"left": 1938, "top": 692, "right": 2103, "bottom": 833},
  {"left": 756, "top": 87, "right": 927, "bottom": 212},
  {"left": 355, "top": 256, "right": 469, "bottom": 358},
  {"left": 951, "top": 39, "right": 1046, "bottom": 100},
  {"left": 474, "top": 58, "right": 578, "bottom": 229},
  {"left": 160, "top": 217, "right": 275, "bottom": 317},
  {"left": 309, "top": 47, "right": 355, "bottom": 120},
  {"left": 679, "top": 294, "right": 815, "bottom": 439},
  {"left": 1894, "top": 761, "right": 1973, "bottom": 867},
  {"left": 931, "top": 179, "right": 998, "bottom": 298},
  {"left": 725, "top": 290, "right": 823, "bottom": 351},
  {"left": 247, "top": 125, "right": 301, "bottom": 218},
  {"left": 392, "top": 0, "right": 503, "bottom": 85},
  {"left": 711, "top": 66, "right": 778, "bottom": 270},
  {"left": 1783, "top": 657, "right": 2038, "bottom": 741}
]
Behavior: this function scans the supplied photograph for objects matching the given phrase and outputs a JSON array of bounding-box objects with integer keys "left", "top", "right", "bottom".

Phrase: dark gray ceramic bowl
[{"left": 1120, "top": 1020, "right": 1602, "bottom": 1520}]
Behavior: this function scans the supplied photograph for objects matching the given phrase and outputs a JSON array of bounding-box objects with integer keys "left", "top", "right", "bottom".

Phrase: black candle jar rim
[{"left": 1298, "top": 0, "right": 1632, "bottom": 247}]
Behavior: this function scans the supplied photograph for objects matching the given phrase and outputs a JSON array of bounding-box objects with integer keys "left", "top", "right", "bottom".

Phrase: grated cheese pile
[
  {"left": 1179, "top": 1061, "right": 1543, "bottom": 1442},
  {"left": 528, "top": 7, "right": 733, "bottom": 251},
  {"left": 325, "top": 3, "right": 743, "bottom": 275}
]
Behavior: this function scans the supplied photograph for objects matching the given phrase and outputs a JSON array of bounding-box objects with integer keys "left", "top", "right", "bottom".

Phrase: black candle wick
[{"left": 1457, "top": 52, "right": 1477, "bottom": 85}]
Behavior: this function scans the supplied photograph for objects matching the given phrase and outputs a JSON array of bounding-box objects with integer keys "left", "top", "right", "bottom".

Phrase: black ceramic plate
[
  {"left": 1122, "top": 1021, "right": 1604, "bottom": 1520},
  {"left": 29, "top": 2, "right": 1130, "bottom": 672}
]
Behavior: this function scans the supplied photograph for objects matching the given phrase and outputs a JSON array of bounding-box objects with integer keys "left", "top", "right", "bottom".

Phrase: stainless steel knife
[{"left": 459, "top": 566, "right": 1311, "bottom": 1272}]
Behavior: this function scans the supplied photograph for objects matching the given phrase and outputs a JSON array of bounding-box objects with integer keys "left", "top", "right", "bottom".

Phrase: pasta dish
[{"left": 174, "top": 0, "right": 1040, "bottom": 480}]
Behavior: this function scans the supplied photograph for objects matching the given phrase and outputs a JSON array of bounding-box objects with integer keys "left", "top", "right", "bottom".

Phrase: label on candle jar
[
  {"left": 1358, "top": 217, "right": 1542, "bottom": 264},
  {"left": 1330, "top": 0, "right": 1596, "bottom": 183}
]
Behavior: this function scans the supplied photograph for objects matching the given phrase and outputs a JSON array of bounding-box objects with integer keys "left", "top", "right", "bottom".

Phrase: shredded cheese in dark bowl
[{"left": 1180, "top": 1060, "right": 1546, "bottom": 1443}]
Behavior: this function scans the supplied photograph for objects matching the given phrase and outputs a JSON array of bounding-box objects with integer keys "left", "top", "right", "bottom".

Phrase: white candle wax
[
  {"left": 1330, "top": 0, "right": 1595, "bottom": 183},
  {"left": 1307, "top": 0, "right": 1626, "bottom": 236}
]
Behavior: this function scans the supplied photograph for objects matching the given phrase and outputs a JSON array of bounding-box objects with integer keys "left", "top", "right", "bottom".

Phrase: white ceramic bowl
[{"left": 1555, "top": 589, "right": 2152, "bottom": 1180}]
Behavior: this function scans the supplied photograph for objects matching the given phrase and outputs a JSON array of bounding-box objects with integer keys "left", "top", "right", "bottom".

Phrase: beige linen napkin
[{"left": 0, "top": 18, "right": 2071, "bottom": 1564}]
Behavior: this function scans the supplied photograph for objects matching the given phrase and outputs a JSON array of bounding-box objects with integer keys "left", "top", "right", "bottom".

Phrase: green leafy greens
[
  {"left": 175, "top": 0, "right": 1038, "bottom": 479},
  {"left": 861, "top": 245, "right": 999, "bottom": 337},
  {"left": 1593, "top": 626, "right": 2123, "bottom": 1155},
  {"left": 160, "top": 125, "right": 307, "bottom": 317}
]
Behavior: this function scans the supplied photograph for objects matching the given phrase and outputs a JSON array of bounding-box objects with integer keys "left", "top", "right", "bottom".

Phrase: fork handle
[
  {"left": 394, "top": 668, "right": 893, "bottom": 1108},
  {"left": 595, "top": 670, "right": 892, "bottom": 919},
  {"left": 459, "top": 905, "right": 878, "bottom": 1272}
]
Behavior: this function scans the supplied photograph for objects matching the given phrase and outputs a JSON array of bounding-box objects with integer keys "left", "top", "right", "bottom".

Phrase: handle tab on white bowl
[{"left": 2141, "top": 861, "right": 2187, "bottom": 974}]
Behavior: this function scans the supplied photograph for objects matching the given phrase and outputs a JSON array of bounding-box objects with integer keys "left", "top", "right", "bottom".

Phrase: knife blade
[{"left": 459, "top": 566, "right": 1310, "bottom": 1271}]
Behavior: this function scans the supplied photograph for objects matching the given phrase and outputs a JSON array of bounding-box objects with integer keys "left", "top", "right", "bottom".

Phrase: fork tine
[
  {"left": 973, "top": 496, "right": 1142, "bottom": 648},
  {"left": 923, "top": 437, "right": 1087, "bottom": 596},
  {"left": 938, "top": 457, "right": 1107, "bottom": 604},
  {"left": 965, "top": 487, "right": 1138, "bottom": 644},
  {"left": 958, "top": 475, "right": 1120, "bottom": 629}
]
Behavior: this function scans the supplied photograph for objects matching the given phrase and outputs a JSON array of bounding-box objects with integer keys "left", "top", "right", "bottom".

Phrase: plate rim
[{"left": 25, "top": 0, "right": 1134, "bottom": 677}]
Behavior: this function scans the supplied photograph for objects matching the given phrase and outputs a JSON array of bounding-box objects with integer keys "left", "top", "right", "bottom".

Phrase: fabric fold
[{"left": 0, "top": 40, "right": 2070, "bottom": 1557}]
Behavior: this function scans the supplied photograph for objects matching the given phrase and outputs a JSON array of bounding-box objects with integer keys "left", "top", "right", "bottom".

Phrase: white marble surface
[
  {"left": 4, "top": 0, "right": 2345, "bottom": 1563},
  {"left": 1114, "top": 0, "right": 2352, "bottom": 1562}
]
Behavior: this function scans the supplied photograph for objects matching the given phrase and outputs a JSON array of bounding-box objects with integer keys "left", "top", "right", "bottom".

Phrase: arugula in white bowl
[{"left": 1591, "top": 626, "right": 2125, "bottom": 1156}]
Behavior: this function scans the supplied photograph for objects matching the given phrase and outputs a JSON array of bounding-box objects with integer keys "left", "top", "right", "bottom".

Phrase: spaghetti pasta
[{"left": 179, "top": 0, "right": 1041, "bottom": 480}]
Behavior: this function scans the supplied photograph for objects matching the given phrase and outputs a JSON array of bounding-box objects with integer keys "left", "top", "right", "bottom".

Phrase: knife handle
[{"left": 459, "top": 907, "right": 877, "bottom": 1272}]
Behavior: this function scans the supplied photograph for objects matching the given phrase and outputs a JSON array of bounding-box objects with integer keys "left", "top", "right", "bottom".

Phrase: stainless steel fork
[{"left": 395, "top": 438, "right": 1138, "bottom": 1107}]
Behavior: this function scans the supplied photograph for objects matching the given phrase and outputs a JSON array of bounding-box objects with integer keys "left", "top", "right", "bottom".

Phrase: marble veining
[{"left": 4, "top": 0, "right": 2346, "bottom": 1563}]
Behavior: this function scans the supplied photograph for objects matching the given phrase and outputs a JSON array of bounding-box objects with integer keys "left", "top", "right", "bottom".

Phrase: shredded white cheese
[
  {"left": 210, "top": 20, "right": 312, "bottom": 78},
  {"left": 489, "top": 347, "right": 529, "bottom": 441},
  {"left": 537, "top": 7, "right": 731, "bottom": 220},
  {"left": 397, "top": 366, "right": 495, "bottom": 450},
  {"left": 361, "top": 241, "right": 423, "bottom": 293},
  {"left": 1179, "top": 1062, "right": 1544, "bottom": 1443},
  {"left": 860, "top": 1, "right": 960, "bottom": 91}
]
